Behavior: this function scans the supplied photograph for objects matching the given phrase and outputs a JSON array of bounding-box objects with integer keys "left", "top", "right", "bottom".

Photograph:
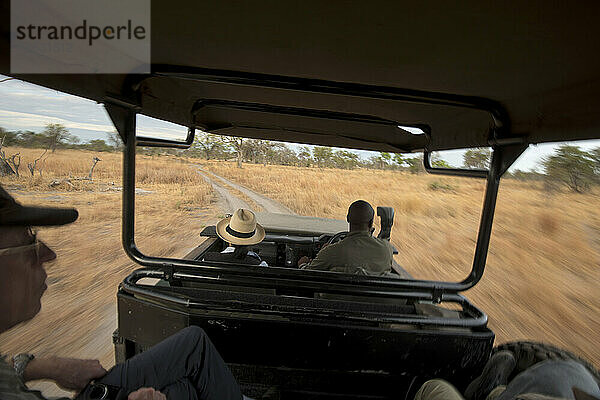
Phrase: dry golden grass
[{"left": 206, "top": 162, "right": 600, "bottom": 367}]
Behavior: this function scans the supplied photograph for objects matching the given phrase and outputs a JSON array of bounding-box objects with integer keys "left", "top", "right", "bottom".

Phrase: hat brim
[
  {"left": 0, "top": 205, "right": 79, "bottom": 226},
  {"left": 215, "top": 217, "right": 265, "bottom": 246}
]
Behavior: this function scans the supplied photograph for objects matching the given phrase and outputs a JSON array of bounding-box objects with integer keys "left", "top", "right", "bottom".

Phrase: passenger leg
[
  {"left": 99, "top": 326, "right": 243, "bottom": 400},
  {"left": 485, "top": 385, "right": 506, "bottom": 400},
  {"left": 161, "top": 378, "right": 198, "bottom": 400}
]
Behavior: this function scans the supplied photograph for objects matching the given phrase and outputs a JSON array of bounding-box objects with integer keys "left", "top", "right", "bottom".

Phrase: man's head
[
  {"left": 0, "top": 186, "right": 78, "bottom": 333},
  {"left": 347, "top": 200, "right": 375, "bottom": 232}
]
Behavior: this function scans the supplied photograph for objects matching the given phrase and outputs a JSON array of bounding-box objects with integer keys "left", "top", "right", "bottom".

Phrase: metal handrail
[
  {"left": 121, "top": 269, "right": 489, "bottom": 328},
  {"left": 423, "top": 151, "right": 488, "bottom": 178},
  {"left": 150, "top": 65, "right": 509, "bottom": 129}
]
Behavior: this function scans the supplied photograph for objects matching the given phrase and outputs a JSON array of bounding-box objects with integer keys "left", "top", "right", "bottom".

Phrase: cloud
[
  {"left": 0, "top": 75, "right": 110, "bottom": 137},
  {"left": 0, "top": 109, "right": 114, "bottom": 133},
  {"left": 0, "top": 76, "right": 188, "bottom": 141}
]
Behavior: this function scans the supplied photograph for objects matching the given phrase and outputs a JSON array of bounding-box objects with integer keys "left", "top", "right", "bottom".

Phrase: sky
[{"left": 1, "top": 75, "right": 599, "bottom": 172}]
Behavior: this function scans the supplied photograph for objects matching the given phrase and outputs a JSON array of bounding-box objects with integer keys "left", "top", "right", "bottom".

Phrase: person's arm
[
  {"left": 297, "top": 255, "right": 312, "bottom": 267},
  {"left": 387, "top": 241, "right": 395, "bottom": 267},
  {"left": 22, "top": 357, "right": 107, "bottom": 391},
  {"left": 302, "top": 246, "right": 333, "bottom": 270},
  {"left": 128, "top": 387, "right": 166, "bottom": 400}
]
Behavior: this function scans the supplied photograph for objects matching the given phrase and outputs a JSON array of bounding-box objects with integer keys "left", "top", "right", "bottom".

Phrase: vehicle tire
[{"left": 493, "top": 341, "right": 600, "bottom": 384}]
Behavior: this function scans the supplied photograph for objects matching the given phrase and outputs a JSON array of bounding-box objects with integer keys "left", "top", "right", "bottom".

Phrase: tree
[
  {"left": 378, "top": 152, "right": 391, "bottom": 169},
  {"left": 297, "top": 146, "right": 313, "bottom": 167},
  {"left": 107, "top": 132, "right": 124, "bottom": 150},
  {"left": 224, "top": 136, "right": 245, "bottom": 168},
  {"left": 242, "top": 139, "right": 262, "bottom": 164},
  {"left": 463, "top": 148, "right": 491, "bottom": 169},
  {"left": 245, "top": 139, "right": 278, "bottom": 165},
  {"left": 27, "top": 149, "right": 48, "bottom": 176},
  {"left": 368, "top": 152, "right": 392, "bottom": 169},
  {"left": 193, "top": 132, "right": 226, "bottom": 160},
  {"left": 0, "top": 134, "right": 16, "bottom": 176},
  {"left": 393, "top": 153, "right": 406, "bottom": 168},
  {"left": 542, "top": 145, "right": 596, "bottom": 193},
  {"left": 267, "top": 143, "right": 298, "bottom": 166},
  {"left": 432, "top": 159, "right": 452, "bottom": 168},
  {"left": 0, "top": 128, "right": 19, "bottom": 146},
  {"left": 431, "top": 152, "right": 452, "bottom": 168},
  {"left": 84, "top": 139, "right": 113, "bottom": 152},
  {"left": 332, "top": 150, "right": 360, "bottom": 169},
  {"left": 591, "top": 147, "right": 600, "bottom": 178},
  {"left": 405, "top": 156, "right": 424, "bottom": 174},
  {"left": 366, "top": 155, "right": 381, "bottom": 169},
  {"left": 17, "top": 130, "right": 47, "bottom": 147},
  {"left": 312, "top": 146, "right": 333, "bottom": 168},
  {"left": 42, "top": 123, "right": 78, "bottom": 152},
  {"left": 510, "top": 169, "right": 544, "bottom": 181}
]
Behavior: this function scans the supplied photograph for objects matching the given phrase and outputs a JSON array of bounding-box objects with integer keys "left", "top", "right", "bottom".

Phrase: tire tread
[{"left": 493, "top": 341, "right": 600, "bottom": 384}]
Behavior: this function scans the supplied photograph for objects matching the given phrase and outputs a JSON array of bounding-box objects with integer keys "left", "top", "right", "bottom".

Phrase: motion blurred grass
[{"left": 206, "top": 162, "right": 600, "bottom": 367}]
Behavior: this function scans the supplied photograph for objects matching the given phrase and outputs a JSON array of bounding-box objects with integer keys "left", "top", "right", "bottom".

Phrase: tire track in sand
[{"left": 195, "top": 167, "right": 295, "bottom": 215}]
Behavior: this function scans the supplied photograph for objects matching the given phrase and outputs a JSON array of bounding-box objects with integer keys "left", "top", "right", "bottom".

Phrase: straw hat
[{"left": 216, "top": 209, "right": 265, "bottom": 245}]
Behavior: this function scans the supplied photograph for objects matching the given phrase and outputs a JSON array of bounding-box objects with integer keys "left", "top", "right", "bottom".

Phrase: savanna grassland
[
  {"left": 206, "top": 162, "right": 600, "bottom": 367},
  {"left": 0, "top": 147, "right": 599, "bottom": 397}
]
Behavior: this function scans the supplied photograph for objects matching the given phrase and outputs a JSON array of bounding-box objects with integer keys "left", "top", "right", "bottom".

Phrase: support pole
[
  {"left": 105, "top": 102, "right": 144, "bottom": 264},
  {"left": 461, "top": 144, "right": 528, "bottom": 289}
]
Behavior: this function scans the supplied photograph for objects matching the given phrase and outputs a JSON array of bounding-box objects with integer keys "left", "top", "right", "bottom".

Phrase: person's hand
[
  {"left": 297, "top": 256, "right": 311, "bottom": 267},
  {"left": 128, "top": 387, "right": 167, "bottom": 400},
  {"left": 52, "top": 357, "right": 107, "bottom": 391}
]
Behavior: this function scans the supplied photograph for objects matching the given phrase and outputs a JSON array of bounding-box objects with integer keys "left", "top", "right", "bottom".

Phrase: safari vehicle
[{"left": 2, "top": 1, "right": 600, "bottom": 399}]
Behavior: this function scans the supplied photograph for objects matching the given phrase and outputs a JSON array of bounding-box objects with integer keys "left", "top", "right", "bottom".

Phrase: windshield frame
[{"left": 107, "top": 102, "right": 527, "bottom": 302}]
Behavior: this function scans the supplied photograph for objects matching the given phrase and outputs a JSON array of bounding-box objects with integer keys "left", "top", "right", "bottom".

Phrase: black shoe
[{"left": 465, "top": 350, "right": 516, "bottom": 400}]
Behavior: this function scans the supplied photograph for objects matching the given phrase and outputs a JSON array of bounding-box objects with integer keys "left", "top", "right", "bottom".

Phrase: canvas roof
[{"left": 1, "top": 1, "right": 599, "bottom": 152}]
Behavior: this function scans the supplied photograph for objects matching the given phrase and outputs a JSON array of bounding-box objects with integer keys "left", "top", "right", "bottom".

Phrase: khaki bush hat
[
  {"left": 216, "top": 209, "right": 265, "bottom": 245},
  {"left": 0, "top": 185, "right": 78, "bottom": 226}
]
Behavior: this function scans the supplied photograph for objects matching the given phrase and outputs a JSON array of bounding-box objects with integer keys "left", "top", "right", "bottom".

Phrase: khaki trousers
[{"left": 414, "top": 380, "right": 466, "bottom": 400}]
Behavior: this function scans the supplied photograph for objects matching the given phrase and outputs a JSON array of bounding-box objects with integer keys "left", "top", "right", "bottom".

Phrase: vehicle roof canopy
[{"left": 1, "top": 1, "right": 600, "bottom": 151}]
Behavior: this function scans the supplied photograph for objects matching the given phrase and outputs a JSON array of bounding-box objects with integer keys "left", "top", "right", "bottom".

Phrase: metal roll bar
[
  {"left": 121, "top": 269, "right": 489, "bottom": 328},
  {"left": 103, "top": 69, "right": 527, "bottom": 301}
]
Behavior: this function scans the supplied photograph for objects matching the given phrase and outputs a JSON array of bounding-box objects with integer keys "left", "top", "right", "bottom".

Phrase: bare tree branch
[
  {"left": 8, "top": 153, "right": 20, "bottom": 177},
  {"left": 88, "top": 157, "right": 101, "bottom": 179},
  {"left": 27, "top": 148, "right": 48, "bottom": 177},
  {"left": 0, "top": 134, "right": 16, "bottom": 176}
]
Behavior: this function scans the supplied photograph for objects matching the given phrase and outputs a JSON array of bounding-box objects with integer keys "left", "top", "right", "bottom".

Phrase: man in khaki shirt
[{"left": 300, "top": 200, "right": 394, "bottom": 275}]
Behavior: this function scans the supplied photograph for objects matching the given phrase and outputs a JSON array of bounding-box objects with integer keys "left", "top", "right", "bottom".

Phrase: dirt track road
[{"left": 196, "top": 167, "right": 296, "bottom": 215}]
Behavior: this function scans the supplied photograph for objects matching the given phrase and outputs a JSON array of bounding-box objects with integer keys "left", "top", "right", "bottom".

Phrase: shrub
[{"left": 428, "top": 181, "right": 456, "bottom": 192}]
